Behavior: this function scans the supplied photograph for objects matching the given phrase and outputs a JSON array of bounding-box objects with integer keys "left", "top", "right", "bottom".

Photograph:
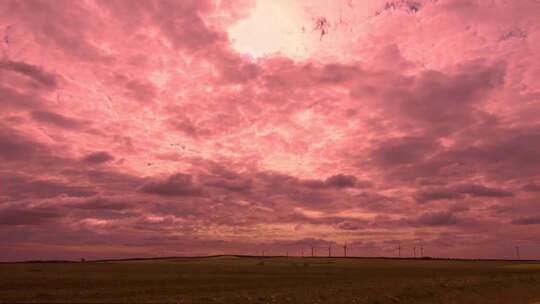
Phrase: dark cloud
[
  {"left": 83, "top": 169, "right": 144, "bottom": 191},
  {"left": 312, "top": 63, "right": 360, "bottom": 84},
  {"left": 2, "top": 1, "right": 110, "bottom": 62},
  {"left": 157, "top": 4, "right": 224, "bottom": 51},
  {"left": 511, "top": 216, "right": 540, "bottom": 225},
  {"left": 0, "top": 86, "right": 44, "bottom": 111},
  {"left": 439, "top": 126, "right": 540, "bottom": 179},
  {"left": 202, "top": 175, "right": 252, "bottom": 193},
  {"left": 488, "top": 204, "right": 514, "bottom": 214},
  {"left": 139, "top": 173, "right": 203, "bottom": 197},
  {"left": 0, "top": 207, "right": 62, "bottom": 226},
  {"left": 64, "top": 196, "right": 132, "bottom": 211},
  {"left": 324, "top": 174, "right": 358, "bottom": 188},
  {"left": 300, "top": 174, "right": 364, "bottom": 189},
  {"left": 369, "top": 136, "right": 440, "bottom": 167},
  {"left": 453, "top": 183, "right": 513, "bottom": 198},
  {"left": 174, "top": 119, "right": 212, "bottom": 138},
  {"left": 0, "top": 175, "right": 96, "bottom": 199},
  {"left": 522, "top": 183, "right": 540, "bottom": 192},
  {"left": 124, "top": 80, "right": 157, "bottom": 103},
  {"left": 415, "top": 183, "right": 513, "bottom": 203},
  {"left": 337, "top": 220, "right": 365, "bottom": 230},
  {"left": 82, "top": 152, "right": 115, "bottom": 164},
  {"left": 415, "top": 189, "right": 464, "bottom": 203},
  {"left": 30, "top": 111, "right": 89, "bottom": 129},
  {"left": 448, "top": 203, "right": 470, "bottom": 213},
  {"left": 214, "top": 50, "right": 260, "bottom": 83},
  {"left": 99, "top": 0, "right": 225, "bottom": 53},
  {"left": 0, "top": 60, "right": 58, "bottom": 89},
  {"left": 417, "top": 211, "right": 459, "bottom": 226},
  {"left": 351, "top": 60, "right": 506, "bottom": 136},
  {"left": 0, "top": 127, "right": 47, "bottom": 161}
]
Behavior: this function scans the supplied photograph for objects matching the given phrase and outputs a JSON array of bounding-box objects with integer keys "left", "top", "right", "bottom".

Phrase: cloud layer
[{"left": 1, "top": 0, "right": 540, "bottom": 261}]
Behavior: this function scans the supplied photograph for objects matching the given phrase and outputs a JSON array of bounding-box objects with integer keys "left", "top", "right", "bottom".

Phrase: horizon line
[{"left": 2, "top": 254, "right": 540, "bottom": 264}]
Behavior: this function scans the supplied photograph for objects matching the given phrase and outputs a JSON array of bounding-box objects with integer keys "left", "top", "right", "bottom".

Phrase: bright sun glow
[
  {"left": 228, "top": 0, "right": 375, "bottom": 62},
  {"left": 228, "top": 1, "right": 307, "bottom": 59}
]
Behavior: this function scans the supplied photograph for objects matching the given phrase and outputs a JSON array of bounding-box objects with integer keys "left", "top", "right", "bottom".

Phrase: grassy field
[{"left": 1, "top": 256, "right": 540, "bottom": 303}]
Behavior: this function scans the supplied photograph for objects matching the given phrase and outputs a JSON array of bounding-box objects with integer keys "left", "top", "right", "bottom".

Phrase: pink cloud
[{"left": 1, "top": 0, "right": 540, "bottom": 261}]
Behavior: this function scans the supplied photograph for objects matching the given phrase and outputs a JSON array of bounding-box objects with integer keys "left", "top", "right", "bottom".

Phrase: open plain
[{"left": 1, "top": 256, "right": 540, "bottom": 304}]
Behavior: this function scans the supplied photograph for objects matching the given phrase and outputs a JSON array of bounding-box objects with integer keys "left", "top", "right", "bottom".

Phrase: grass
[{"left": 1, "top": 256, "right": 540, "bottom": 303}]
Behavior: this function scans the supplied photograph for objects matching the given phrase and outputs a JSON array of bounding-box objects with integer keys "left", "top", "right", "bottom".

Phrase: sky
[{"left": 1, "top": 0, "right": 540, "bottom": 261}]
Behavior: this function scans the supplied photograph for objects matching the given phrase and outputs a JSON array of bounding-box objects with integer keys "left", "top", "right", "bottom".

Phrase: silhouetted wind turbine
[
  {"left": 516, "top": 245, "right": 521, "bottom": 260},
  {"left": 311, "top": 245, "right": 314, "bottom": 257},
  {"left": 343, "top": 243, "right": 348, "bottom": 257},
  {"left": 328, "top": 245, "right": 332, "bottom": 257}
]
